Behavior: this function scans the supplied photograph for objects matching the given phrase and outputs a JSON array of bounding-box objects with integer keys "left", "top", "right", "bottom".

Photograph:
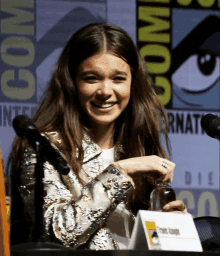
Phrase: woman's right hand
[{"left": 112, "top": 155, "right": 175, "bottom": 183}]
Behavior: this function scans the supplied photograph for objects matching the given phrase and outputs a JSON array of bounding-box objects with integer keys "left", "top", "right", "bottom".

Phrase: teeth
[{"left": 92, "top": 103, "right": 115, "bottom": 108}]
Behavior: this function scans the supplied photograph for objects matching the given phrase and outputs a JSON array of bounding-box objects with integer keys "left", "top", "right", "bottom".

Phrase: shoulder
[{"left": 21, "top": 131, "right": 62, "bottom": 166}]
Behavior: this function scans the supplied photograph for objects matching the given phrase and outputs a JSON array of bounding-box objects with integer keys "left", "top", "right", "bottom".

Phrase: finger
[
  {"left": 162, "top": 175, "right": 171, "bottom": 183},
  {"left": 163, "top": 200, "right": 186, "bottom": 212},
  {"left": 162, "top": 174, "right": 172, "bottom": 183},
  {"left": 148, "top": 158, "right": 174, "bottom": 182},
  {"left": 162, "top": 167, "right": 173, "bottom": 183},
  {"left": 160, "top": 158, "right": 175, "bottom": 167},
  {"left": 161, "top": 160, "right": 176, "bottom": 179},
  {"left": 148, "top": 165, "right": 167, "bottom": 178},
  {"left": 170, "top": 174, "right": 173, "bottom": 183},
  {"left": 165, "top": 159, "right": 176, "bottom": 168},
  {"left": 162, "top": 170, "right": 172, "bottom": 182}
]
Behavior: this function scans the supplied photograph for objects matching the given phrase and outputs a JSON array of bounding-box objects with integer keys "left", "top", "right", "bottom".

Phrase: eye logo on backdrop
[
  {"left": 172, "top": 13, "right": 220, "bottom": 110},
  {"left": 137, "top": 1, "right": 220, "bottom": 217}
]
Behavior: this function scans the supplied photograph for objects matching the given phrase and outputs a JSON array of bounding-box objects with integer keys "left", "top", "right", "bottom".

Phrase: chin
[
  {"left": 94, "top": 121, "right": 115, "bottom": 126},
  {"left": 91, "top": 118, "right": 118, "bottom": 126}
]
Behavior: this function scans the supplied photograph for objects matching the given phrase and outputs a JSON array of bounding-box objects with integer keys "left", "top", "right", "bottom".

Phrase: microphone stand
[{"left": 11, "top": 142, "right": 75, "bottom": 252}]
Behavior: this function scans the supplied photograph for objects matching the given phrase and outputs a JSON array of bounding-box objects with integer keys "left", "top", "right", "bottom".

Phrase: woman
[{"left": 9, "top": 23, "right": 187, "bottom": 250}]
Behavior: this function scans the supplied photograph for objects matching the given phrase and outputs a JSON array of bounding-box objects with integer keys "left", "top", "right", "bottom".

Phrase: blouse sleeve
[{"left": 18, "top": 147, "right": 134, "bottom": 249}]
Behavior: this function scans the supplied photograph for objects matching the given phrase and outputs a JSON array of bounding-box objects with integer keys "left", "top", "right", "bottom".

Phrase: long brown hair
[{"left": 9, "top": 23, "right": 170, "bottom": 240}]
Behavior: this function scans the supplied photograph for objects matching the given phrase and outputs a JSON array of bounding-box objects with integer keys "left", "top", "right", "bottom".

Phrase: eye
[
  {"left": 84, "top": 76, "right": 96, "bottom": 80},
  {"left": 197, "top": 52, "right": 216, "bottom": 75},
  {"left": 114, "top": 77, "right": 126, "bottom": 82},
  {"left": 83, "top": 76, "right": 98, "bottom": 82},
  {"left": 172, "top": 51, "right": 220, "bottom": 92}
]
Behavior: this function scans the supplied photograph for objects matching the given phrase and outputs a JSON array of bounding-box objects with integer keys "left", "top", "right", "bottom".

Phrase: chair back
[{"left": 194, "top": 216, "right": 220, "bottom": 251}]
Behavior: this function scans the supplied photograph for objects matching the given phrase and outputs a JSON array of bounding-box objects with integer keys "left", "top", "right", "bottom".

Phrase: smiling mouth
[{"left": 91, "top": 102, "right": 116, "bottom": 109}]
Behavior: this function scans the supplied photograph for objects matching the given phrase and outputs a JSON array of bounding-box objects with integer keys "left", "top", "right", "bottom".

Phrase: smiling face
[{"left": 75, "top": 52, "right": 132, "bottom": 129}]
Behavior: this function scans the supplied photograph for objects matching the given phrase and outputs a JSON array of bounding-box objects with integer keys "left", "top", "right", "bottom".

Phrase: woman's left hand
[{"left": 162, "top": 200, "right": 189, "bottom": 214}]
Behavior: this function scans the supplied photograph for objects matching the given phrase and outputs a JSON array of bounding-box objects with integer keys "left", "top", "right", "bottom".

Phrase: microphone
[
  {"left": 13, "top": 115, "right": 70, "bottom": 175},
  {"left": 201, "top": 114, "right": 220, "bottom": 140}
]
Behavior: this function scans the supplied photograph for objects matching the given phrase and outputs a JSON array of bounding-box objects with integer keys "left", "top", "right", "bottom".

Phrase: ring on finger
[{"left": 162, "top": 161, "right": 168, "bottom": 168}]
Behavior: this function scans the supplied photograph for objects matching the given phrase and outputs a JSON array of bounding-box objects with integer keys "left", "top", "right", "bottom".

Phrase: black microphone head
[
  {"left": 201, "top": 114, "right": 220, "bottom": 138},
  {"left": 12, "top": 115, "right": 36, "bottom": 139}
]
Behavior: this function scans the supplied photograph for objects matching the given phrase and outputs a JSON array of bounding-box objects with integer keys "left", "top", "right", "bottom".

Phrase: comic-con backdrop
[{"left": 0, "top": 0, "right": 219, "bottom": 217}]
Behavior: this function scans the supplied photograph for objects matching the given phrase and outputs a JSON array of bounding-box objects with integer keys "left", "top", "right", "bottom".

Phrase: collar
[
  {"left": 82, "top": 132, "right": 103, "bottom": 163},
  {"left": 44, "top": 131, "right": 124, "bottom": 163},
  {"left": 82, "top": 132, "right": 125, "bottom": 163}
]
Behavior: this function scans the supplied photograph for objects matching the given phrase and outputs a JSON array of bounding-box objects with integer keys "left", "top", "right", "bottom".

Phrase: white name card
[{"left": 128, "top": 210, "right": 203, "bottom": 252}]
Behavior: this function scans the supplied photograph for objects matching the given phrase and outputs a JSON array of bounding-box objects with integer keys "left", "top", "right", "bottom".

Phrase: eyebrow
[{"left": 81, "top": 70, "right": 128, "bottom": 77}]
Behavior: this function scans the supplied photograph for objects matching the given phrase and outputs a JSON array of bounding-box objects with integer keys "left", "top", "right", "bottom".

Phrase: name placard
[{"left": 128, "top": 210, "right": 203, "bottom": 252}]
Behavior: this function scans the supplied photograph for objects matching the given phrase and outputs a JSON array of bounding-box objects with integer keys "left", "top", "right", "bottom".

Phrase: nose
[{"left": 96, "top": 81, "right": 113, "bottom": 99}]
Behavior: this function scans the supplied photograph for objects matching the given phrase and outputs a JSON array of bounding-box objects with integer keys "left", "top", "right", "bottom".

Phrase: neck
[{"left": 87, "top": 123, "right": 115, "bottom": 149}]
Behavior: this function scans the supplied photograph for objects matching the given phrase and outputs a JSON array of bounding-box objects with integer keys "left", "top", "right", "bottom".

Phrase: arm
[
  {"left": 18, "top": 147, "right": 134, "bottom": 248},
  {"left": 112, "top": 155, "right": 175, "bottom": 183}
]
